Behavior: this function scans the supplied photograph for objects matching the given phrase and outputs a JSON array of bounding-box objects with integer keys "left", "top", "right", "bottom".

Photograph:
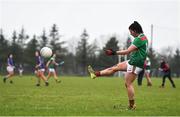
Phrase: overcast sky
[{"left": 0, "top": 0, "right": 180, "bottom": 52}]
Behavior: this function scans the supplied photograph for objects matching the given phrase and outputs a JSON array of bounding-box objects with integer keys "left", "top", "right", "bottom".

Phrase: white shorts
[
  {"left": 145, "top": 69, "right": 150, "bottom": 74},
  {"left": 127, "top": 62, "right": 143, "bottom": 75},
  {"left": 7, "top": 66, "right": 14, "bottom": 72},
  {"left": 38, "top": 68, "right": 45, "bottom": 72},
  {"left": 19, "top": 70, "right": 23, "bottom": 73},
  {"left": 49, "top": 68, "right": 55, "bottom": 73}
]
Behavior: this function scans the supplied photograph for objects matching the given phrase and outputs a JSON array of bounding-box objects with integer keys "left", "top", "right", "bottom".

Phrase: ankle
[
  {"left": 129, "top": 100, "right": 135, "bottom": 107},
  {"left": 95, "top": 71, "right": 101, "bottom": 76}
]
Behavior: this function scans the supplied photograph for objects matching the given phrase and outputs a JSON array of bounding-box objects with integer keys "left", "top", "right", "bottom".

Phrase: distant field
[{"left": 0, "top": 76, "right": 180, "bottom": 116}]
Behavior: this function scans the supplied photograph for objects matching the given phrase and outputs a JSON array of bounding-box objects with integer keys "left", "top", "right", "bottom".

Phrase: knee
[
  {"left": 110, "top": 67, "right": 118, "bottom": 73},
  {"left": 106, "top": 68, "right": 117, "bottom": 74},
  {"left": 108, "top": 65, "right": 119, "bottom": 72},
  {"left": 125, "top": 83, "right": 131, "bottom": 88},
  {"left": 112, "top": 66, "right": 119, "bottom": 72},
  {"left": 10, "top": 72, "right": 14, "bottom": 76},
  {"left": 125, "top": 82, "right": 132, "bottom": 88}
]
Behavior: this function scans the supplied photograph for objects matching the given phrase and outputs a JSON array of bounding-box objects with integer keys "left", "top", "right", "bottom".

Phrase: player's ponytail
[{"left": 129, "top": 21, "right": 143, "bottom": 33}]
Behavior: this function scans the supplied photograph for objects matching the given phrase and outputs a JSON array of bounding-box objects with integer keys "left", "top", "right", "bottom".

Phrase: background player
[
  {"left": 35, "top": 51, "right": 49, "bottom": 86},
  {"left": 159, "top": 58, "right": 176, "bottom": 88},
  {"left": 46, "top": 53, "right": 61, "bottom": 83},
  {"left": 3, "top": 54, "right": 15, "bottom": 84}
]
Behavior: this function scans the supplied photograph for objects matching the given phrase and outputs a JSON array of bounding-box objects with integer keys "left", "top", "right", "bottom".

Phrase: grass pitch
[{"left": 0, "top": 75, "right": 180, "bottom": 116}]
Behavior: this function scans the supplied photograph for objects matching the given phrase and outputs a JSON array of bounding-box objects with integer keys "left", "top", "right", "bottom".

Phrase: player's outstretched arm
[
  {"left": 54, "top": 61, "right": 59, "bottom": 66},
  {"left": 116, "top": 45, "right": 137, "bottom": 55},
  {"left": 105, "top": 45, "right": 137, "bottom": 56},
  {"left": 105, "top": 49, "right": 117, "bottom": 55}
]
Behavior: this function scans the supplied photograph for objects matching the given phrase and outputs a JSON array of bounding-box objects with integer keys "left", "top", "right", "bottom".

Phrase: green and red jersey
[
  {"left": 128, "top": 33, "right": 148, "bottom": 68},
  {"left": 48, "top": 57, "right": 56, "bottom": 69}
]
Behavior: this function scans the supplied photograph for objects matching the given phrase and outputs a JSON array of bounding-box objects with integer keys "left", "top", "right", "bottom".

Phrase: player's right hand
[{"left": 105, "top": 49, "right": 116, "bottom": 56}]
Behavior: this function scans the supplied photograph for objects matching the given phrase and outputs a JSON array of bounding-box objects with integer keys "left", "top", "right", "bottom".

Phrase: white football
[{"left": 40, "top": 47, "right": 52, "bottom": 58}]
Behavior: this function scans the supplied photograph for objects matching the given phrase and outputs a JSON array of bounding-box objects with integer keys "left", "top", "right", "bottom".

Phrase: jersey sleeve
[{"left": 132, "top": 38, "right": 146, "bottom": 48}]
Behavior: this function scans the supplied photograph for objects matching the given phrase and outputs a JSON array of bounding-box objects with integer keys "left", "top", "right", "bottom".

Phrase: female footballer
[
  {"left": 3, "top": 54, "right": 15, "bottom": 84},
  {"left": 35, "top": 51, "right": 49, "bottom": 86},
  {"left": 88, "top": 21, "right": 148, "bottom": 109},
  {"left": 159, "top": 58, "right": 176, "bottom": 88},
  {"left": 46, "top": 53, "right": 61, "bottom": 83}
]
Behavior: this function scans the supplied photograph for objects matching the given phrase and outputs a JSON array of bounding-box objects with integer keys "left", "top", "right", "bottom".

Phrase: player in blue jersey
[
  {"left": 35, "top": 51, "right": 49, "bottom": 86},
  {"left": 3, "top": 54, "right": 15, "bottom": 84}
]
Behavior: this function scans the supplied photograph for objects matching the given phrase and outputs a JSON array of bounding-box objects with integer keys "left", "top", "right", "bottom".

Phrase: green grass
[{"left": 0, "top": 75, "right": 180, "bottom": 116}]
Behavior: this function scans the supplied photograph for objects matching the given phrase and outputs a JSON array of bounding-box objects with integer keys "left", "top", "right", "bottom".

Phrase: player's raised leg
[
  {"left": 88, "top": 61, "right": 127, "bottom": 79},
  {"left": 87, "top": 65, "right": 96, "bottom": 79}
]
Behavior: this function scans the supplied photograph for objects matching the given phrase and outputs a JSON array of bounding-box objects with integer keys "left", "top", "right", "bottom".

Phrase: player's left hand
[{"left": 105, "top": 49, "right": 116, "bottom": 56}]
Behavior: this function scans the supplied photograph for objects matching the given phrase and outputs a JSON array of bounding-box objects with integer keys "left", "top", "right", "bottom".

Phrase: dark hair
[
  {"left": 8, "top": 53, "right": 12, "bottom": 58},
  {"left": 160, "top": 61, "right": 166, "bottom": 68},
  {"left": 129, "top": 21, "right": 143, "bottom": 33}
]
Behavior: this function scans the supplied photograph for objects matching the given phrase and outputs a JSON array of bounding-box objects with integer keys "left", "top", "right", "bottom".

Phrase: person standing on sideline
[
  {"left": 144, "top": 57, "right": 152, "bottom": 86},
  {"left": 18, "top": 64, "right": 24, "bottom": 77},
  {"left": 137, "top": 57, "right": 152, "bottom": 86},
  {"left": 88, "top": 21, "right": 148, "bottom": 109},
  {"left": 159, "top": 58, "right": 176, "bottom": 88}
]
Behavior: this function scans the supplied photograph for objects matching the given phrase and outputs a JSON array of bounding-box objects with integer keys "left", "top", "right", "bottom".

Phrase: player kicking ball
[
  {"left": 88, "top": 21, "right": 148, "bottom": 110},
  {"left": 46, "top": 53, "right": 61, "bottom": 83}
]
